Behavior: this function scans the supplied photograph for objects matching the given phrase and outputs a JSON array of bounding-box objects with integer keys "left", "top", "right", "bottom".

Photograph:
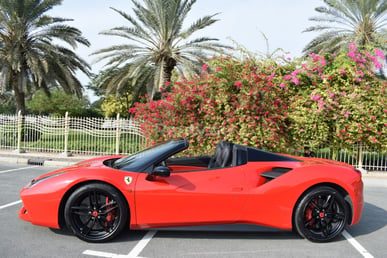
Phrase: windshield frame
[{"left": 113, "top": 138, "right": 189, "bottom": 173}]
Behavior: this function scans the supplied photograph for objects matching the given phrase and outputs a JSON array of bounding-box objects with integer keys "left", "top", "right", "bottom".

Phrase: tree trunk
[
  {"left": 162, "top": 57, "right": 176, "bottom": 92},
  {"left": 12, "top": 71, "right": 26, "bottom": 115}
]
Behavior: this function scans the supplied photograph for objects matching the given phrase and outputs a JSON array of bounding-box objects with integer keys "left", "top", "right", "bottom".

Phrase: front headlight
[{"left": 25, "top": 171, "right": 67, "bottom": 189}]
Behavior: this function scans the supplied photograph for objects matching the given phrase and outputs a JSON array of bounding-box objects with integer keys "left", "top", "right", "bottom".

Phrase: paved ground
[{"left": 0, "top": 163, "right": 386, "bottom": 258}]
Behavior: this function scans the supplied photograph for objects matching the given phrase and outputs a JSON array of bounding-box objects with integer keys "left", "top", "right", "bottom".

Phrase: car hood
[{"left": 72, "top": 155, "right": 124, "bottom": 169}]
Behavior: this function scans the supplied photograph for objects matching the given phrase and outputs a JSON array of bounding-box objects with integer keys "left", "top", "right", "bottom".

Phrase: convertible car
[{"left": 19, "top": 138, "right": 363, "bottom": 243}]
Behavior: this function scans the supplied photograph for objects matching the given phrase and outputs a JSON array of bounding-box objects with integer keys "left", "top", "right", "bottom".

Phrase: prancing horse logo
[{"left": 124, "top": 176, "right": 132, "bottom": 185}]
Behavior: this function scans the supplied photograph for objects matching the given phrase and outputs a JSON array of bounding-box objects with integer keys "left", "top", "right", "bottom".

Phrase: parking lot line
[
  {"left": 0, "top": 200, "right": 22, "bottom": 210},
  {"left": 127, "top": 230, "right": 156, "bottom": 257},
  {"left": 342, "top": 230, "right": 374, "bottom": 258},
  {"left": 0, "top": 166, "right": 38, "bottom": 174},
  {"left": 83, "top": 230, "right": 157, "bottom": 258}
]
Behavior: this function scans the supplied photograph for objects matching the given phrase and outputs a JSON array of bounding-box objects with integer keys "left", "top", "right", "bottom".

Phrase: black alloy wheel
[
  {"left": 64, "top": 183, "right": 128, "bottom": 242},
  {"left": 294, "top": 186, "right": 348, "bottom": 242}
]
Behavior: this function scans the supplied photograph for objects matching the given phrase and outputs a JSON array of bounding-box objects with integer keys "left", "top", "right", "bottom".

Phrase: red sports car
[{"left": 19, "top": 138, "right": 363, "bottom": 243}]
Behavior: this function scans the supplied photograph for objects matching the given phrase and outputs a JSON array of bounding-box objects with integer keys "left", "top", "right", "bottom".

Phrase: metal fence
[
  {"left": 291, "top": 144, "right": 387, "bottom": 171},
  {"left": 0, "top": 112, "right": 145, "bottom": 156},
  {"left": 0, "top": 112, "right": 386, "bottom": 171}
]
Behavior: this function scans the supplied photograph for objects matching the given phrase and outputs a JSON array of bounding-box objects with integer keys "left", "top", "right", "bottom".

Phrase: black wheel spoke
[
  {"left": 81, "top": 219, "right": 96, "bottom": 236},
  {"left": 88, "top": 191, "right": 93, "bottom": 207},
  {"left": 323, "top": 194, "right": 336, "bottom": 209},
  {"left": 71, "top": 206, "right": 90, "bottom": 216},
  {"left": 309, "top": 199, "right": 322, "bottom": 211},
  {"left": 304, "top": 218, "right": 315, "bottom": 227},
  {"left": 100, "top": 203, "right": 118, "bottom": 215},
  {"left": 99, "top": 217, "right": 113, "bottom": 230},
  {"left": 322, "top": 227, "right": 329, "bottom": 237},
  {"left": 333, "top": 212, "right": 345, "bottom": 220},
  {"left": 100, "top": 200, "right": 116, "bottom": 209}
]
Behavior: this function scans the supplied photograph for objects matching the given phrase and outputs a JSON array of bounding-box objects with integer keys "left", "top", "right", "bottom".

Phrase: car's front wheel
[
  {"left": 294, "top": 186, "right": 348, "bottom": 242},
  {"left": 64, "top": 183, "right": 128, "bottom": 242}
]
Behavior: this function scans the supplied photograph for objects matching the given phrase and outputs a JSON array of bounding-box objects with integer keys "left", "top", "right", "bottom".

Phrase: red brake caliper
[
  {"left": 305, "top": 200, "right": 316, "bottom": 226},
  {"left": 105, "top": 197, "right": 115, "bottom": 226}
]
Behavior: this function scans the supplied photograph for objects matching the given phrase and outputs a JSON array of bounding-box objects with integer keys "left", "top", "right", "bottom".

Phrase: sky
[{"left": 48, "top": 0, "right": 323, "bottom": 101}]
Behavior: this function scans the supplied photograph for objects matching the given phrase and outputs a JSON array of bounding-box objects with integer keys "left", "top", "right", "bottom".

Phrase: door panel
[{"left": 134, "top": 166, "right": 247, "bottom": 227}]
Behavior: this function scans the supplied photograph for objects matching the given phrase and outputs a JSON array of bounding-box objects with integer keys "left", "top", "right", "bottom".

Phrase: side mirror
[{"left": 146, "top": 166, "right": 171, "bottom": 181}]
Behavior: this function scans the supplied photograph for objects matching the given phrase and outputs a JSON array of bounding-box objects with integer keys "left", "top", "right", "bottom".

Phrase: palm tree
[
  {"left": 0, "top": 0, "right": 91, "bottom": 115},
  {"left": 90, "top": 64, "right": 154, "bottom": 104},
  {"left": 303, "top": 0, "right": 387, "bottom": 55},
  {"left": 93, "top": 0, "right": 229, "bottom": 99}
]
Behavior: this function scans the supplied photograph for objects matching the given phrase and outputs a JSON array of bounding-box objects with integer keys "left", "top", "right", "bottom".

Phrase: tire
[
  {"left": 64, "top": 183, "right": 129, "bottom": 242},
  {"left": 294, "top": 186, "right": 348, "bottom": 242}
]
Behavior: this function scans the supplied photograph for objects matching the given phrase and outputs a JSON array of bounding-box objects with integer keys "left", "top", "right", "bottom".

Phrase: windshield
[{"left": 113, "top": 138, "right": 188, "bottom": 172}]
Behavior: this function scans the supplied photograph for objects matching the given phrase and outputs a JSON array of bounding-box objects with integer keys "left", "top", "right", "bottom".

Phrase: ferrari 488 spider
[{"left": 19, "top": 138, "right": 363, "bottom": 243}]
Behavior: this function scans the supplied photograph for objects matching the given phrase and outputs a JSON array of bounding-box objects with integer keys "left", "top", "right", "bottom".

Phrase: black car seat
[{"left": 208, "top": 141, "right": 233, "bottom": 169}]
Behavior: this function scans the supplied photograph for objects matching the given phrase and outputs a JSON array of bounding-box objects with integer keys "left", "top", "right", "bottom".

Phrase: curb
[
  {"left": 361, "top": 172, "right": 387, "bottom": 178},
  {"left": 0, "top": 156, "right": 29, "bottom": 165},
  {"left": 0, "top": 155, "right": 83, "bottom": 167},
  {"left": 43, "top": 160, "right": 79, "bottom": 167}
]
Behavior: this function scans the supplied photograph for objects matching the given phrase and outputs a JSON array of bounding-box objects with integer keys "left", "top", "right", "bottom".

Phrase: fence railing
[
  {"left": 291, "top": 144, "right": 386, "bottom": 171},
  {"left": 0, "top": 112, "right": 145, "bottom": 156},
  {"left": 0, "top": 112, "right": 385, "bottom": 171}
]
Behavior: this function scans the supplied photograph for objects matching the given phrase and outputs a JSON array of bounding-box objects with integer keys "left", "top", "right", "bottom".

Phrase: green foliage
[
  {"left": 21, "top": 130, "right": 143, "bottom": 154},
  {"left": 0, "top": 103, "right": 16, "bottom": 114},
  {"left": 101, "top": 95, "right": 132, "bottom": 118},
  {"left": 26, "top": 90, "right": 102, "bottom": 117},
  {"left": 0, "top": 93, "right": 16, "bottom": 113}
]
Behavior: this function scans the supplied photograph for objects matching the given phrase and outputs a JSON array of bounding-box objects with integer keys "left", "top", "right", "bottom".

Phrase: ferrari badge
[{"left": 124, "top": 176, "right": 132, "bottom": 185}]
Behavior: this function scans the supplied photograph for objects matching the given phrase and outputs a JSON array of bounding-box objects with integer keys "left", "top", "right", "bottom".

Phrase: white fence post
[
  {"left": 115, "top": 113, "right": 121, "bottom": 155},
  {"left": 61, "top": 112, "right": 72, "bottom": 157},
  {"left": 357, "top": 144, "right": 363, "bottom": 169},
  {"left": 14, "top": 111, "right": 25, "bottom": 153}
]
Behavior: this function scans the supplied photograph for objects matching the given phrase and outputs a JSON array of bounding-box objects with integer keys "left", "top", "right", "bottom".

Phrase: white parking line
[
  {"left": 0, "top": 166, "right": 38, "bottom": 174},
  {"left": 342, "top": 230, "right": 374, "bottom": 258},
  {"left": 83, "top": 230, "right": 157, "bottom": 258},
  {"left": 0, "top": 200, "right": 22, "bottom": 210}
]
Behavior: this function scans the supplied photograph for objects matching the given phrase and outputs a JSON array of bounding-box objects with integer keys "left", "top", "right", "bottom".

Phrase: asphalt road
[{"left": 0, "top": 164, "right": 386, "bottom": 258}]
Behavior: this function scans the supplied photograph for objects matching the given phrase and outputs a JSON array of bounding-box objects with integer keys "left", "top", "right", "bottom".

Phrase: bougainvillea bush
[
  {"left": 286, "top": 44, "right": 387, "bottom": 157},
  {"left": 130, "top": 57, "right": 295, "bottom": 155},
  {"left": 130, "top": 43, "right": 387, "bottom": 157}
]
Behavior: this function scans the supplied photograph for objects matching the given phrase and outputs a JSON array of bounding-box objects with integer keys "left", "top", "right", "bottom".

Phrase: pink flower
[
  {"left": 329, "top": 93, "right": 335, "bottom": 99},
  {"left": 312, "top": 94, "right": 320, "bottom": 101},
  {"left": 375, "top": 49, "right": 385, "bottom": 60},
  {"left": 235, "top": 81, "right": 243, "bottom": 88},
  {"left": 279, "top": 83, "right": 285, "bottom": 88},
  {"left": 201, "top": 64, "right": 208, "bottom": 71},
  {"left": 292, "top": 77, "right": 299, "bottom": 85}
]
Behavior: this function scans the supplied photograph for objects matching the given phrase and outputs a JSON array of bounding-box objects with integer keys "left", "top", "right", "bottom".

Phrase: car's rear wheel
[
  {"left": 294, "top": 186, "right": 348, "bottom": 242},
  {"left": 64, "top": 183, "right": 128, "bottom": 242}
]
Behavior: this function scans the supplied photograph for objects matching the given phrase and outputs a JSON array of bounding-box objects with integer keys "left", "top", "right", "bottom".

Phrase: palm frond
[
  {"left": 304, "top": 0, "right": 387, "bottom": 55},
  {"left": 94, "top": 0, "right": 229, "bottom": 99}
]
